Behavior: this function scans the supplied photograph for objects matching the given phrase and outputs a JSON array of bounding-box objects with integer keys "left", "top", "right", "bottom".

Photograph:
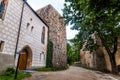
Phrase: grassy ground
[
  {"left": 0, "top": 68, "right": 31, "bottom": 80},
  {"left": 34, "top": 67, "right": 68, "bottom": 72}
]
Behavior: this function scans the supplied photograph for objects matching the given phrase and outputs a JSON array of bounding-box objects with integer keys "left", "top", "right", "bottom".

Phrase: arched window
[
  {"left": 0, "top": 0, "right": 8, "bottom": 19},
  {"left": 26, "top": 23, "right": 30, "bottom": 29},
  {"left": 41, "top": 27, "right": 45, "bottom": 44}
]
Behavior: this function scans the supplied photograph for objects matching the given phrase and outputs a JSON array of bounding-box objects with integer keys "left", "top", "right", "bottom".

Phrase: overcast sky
[{"left": 27, "top": 0, "right": 78, "bottom": 39}]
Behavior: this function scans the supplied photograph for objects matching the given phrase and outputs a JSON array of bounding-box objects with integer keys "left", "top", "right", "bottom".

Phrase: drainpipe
[{"left": 14, "top": 0, "right": 25, "bottom": 79}]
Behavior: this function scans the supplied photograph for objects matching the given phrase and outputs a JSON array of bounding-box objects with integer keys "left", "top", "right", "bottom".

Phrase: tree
[
  {"left": 63, "top": 0, "right": 120, "bottom": 73},
  {"left": 67, "top": 35, "right": 81, "bottom": 65}
]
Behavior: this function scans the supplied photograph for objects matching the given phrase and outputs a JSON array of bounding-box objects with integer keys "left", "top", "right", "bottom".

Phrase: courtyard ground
[{"left": 24, "top": 66, "right": 120, "bottom": 80}]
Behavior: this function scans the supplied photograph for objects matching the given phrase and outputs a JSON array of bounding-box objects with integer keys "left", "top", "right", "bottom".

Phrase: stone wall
[
  {"left": 80, "top": 42, "right": 93, "bottom": 67},
  {"left": 37, "top": 5, "right": 67, "bottom": 68},
  {"left": 93, "top": 47, "right": 107, "bottom": 71},
  {"left": 80, "top": 36, "right": 120, "bottom": 72},
  {"left": 0, "top": 53, "right": 14, "bottom": 74}
]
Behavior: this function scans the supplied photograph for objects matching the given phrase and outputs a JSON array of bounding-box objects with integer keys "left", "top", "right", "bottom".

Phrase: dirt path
[{"left": 24, "top": 66, "right": 119, "bottom": 80}]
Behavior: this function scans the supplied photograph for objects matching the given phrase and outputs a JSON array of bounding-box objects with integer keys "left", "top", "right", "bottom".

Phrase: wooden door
[{"left": 18, "top": 52, "right": 28, "bottom": 70}]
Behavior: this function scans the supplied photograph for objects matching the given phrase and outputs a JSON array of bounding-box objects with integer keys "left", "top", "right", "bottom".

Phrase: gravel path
[{"left": 24, "top": 66, "right": 120, "bottom": 80}]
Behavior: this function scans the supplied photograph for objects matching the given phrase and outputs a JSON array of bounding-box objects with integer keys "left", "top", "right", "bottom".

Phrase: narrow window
[
  {"left": 26, "top": 23, "right": 30, "bottom": 29},
  {"left": 0, "top": 0, "right": 8, "bottom": 19},
  {"left": 41, "top": 27, "right": 45, "bottom": 44},
  {"left": 42, "top": 52, "right": 45, "bottom": 60},
  {"left": 44, "top": 54, "right": 45, "bottom": 60},
  {"left": 0, "top": 40, "right": 5, "bottom": 52},
  {"left": 40, "top": 53, "right": 41, "bottom": 61},
  {"left": 31, "top": 26, "right": 34, "bottom": 32}
]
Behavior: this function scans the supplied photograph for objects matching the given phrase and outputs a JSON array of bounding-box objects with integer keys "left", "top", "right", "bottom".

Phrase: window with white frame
[{"left": 40, "top": 52, "right": 45, "bottom": 61}]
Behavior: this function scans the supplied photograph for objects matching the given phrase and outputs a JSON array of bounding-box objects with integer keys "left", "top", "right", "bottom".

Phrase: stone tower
[{"left": 37, "top": 4, "right": 67, "bottom": 68}]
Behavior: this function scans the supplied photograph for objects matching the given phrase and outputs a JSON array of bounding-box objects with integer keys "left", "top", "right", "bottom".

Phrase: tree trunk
[
  {"left": 109, "top": 54, "right": 118, "bottom": 73},
  {"left": 100, "top": 37, "right": 118, "bottom": 73},
  {"left": 110, "top": 37, "right": 118, "bottom": 73}
]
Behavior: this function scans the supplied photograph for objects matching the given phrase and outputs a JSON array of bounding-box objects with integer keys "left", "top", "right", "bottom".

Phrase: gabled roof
[
  {"left": 36, "top": 4, "right": 65, "bottom": 28},
  {"left": 36, "top": 4, "right": 62, "bottom": 17},
  {"left": 23, "top": 1, "right": 49, "bottom": 28}
]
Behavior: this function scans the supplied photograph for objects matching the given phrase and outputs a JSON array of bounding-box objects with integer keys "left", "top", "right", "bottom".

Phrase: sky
[{"left": 27, "top": 0, "right": 78, "bottom": 39}]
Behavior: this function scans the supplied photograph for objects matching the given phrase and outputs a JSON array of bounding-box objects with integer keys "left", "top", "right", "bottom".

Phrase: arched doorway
[{"left": 18, "top": 45, "right": 32, "bottom": 70}]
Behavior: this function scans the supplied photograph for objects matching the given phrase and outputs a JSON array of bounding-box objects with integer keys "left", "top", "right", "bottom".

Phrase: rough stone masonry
[{"left": 37, "top": 4, "right": 67, "bottom": 69}]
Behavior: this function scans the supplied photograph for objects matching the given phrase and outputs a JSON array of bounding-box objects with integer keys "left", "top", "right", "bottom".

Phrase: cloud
[{"left": 66, "top": 25, "right": 79, "bottom": 40}]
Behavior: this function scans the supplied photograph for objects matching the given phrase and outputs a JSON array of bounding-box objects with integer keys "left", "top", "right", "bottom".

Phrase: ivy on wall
[{"left": 46, "top": 40, "right": 53, "bottom": 68}]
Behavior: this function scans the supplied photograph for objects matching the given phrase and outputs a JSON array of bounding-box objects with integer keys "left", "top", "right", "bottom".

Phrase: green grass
[
  {"left": 34, "top": 67, "right": 68, "bottom": 72},
  {"left": 0, "top": 68, "right": 31, "bottom": 80},
  {"left": 34, "top": 68, "right": 53, "bottom": 72}
]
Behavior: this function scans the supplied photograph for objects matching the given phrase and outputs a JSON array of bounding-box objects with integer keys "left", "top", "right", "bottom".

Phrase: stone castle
[{"left": 0, "top": 0, "right": 67, "bottom": 73}]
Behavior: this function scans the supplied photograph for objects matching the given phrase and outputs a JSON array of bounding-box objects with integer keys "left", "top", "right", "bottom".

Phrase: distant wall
[
  {"left": 0, "top": 53, "right": 14, "bottom": 74},
  {"left": 80, "top": 36, "right": 120, "bottom": 72}
]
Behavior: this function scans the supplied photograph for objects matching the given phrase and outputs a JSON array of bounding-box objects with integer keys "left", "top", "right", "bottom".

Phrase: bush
[
  {"left": 2, "top": 68, "right": 15, "bottom": 76},
  {"left": 0, "top": 68, "right": 31, "bottom": 80},
  {"left": 67, "top": 43, "right": 80, "bottom": 65}
]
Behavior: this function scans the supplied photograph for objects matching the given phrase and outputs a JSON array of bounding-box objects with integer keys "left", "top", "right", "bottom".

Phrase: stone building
[
  {"left": 80, "top": 35, "right": 120, "bottom": 72},
  {"left": 37, "top": 5, "right": 67, "bottom": 68},
  {"left": 0, "top": 0, "right": 48, "bottom": 72}
]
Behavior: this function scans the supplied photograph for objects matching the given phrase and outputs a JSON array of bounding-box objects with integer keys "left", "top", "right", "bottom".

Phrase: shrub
[
  {"left": 2, "top": 68, "right": 15, "bottom": 76},
  {"left": 0, "top": 68, "right": 31, "bottom": 80}
]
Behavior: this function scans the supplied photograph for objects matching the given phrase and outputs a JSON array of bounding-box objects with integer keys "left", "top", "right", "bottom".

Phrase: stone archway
[{"left": 18, "top": 45, "right": 32, "bottom": 70}]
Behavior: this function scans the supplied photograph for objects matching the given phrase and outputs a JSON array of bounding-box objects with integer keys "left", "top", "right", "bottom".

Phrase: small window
[
  {"left": 0, "top": 40, "right": 5, "bottom": 52},
  {"left": 41, "top": 27, "right": 45, "bottom": 44},
  {"left": 40, "top": 53, "right": 42, "bottom": 61},
  {"left": 43, "top": 54, "right": 45, "bottom": 60},
  {"left": 26, "top": 23, "right": 30, "bottom": 29},
  {"left": 30, "top": 18, "right": 32, "bottom": 21},
  {"left": 42, "top": 52, "right": 44, "bottom": 58},
  {"left": 42, "top": 52, "right": 45, "bottom": 60},
  {"left": 40, "top": 52, "right": 45, "bottom": 61},
  {"left": 31, "top": 26, "right": 34, "bottom": 32}
]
